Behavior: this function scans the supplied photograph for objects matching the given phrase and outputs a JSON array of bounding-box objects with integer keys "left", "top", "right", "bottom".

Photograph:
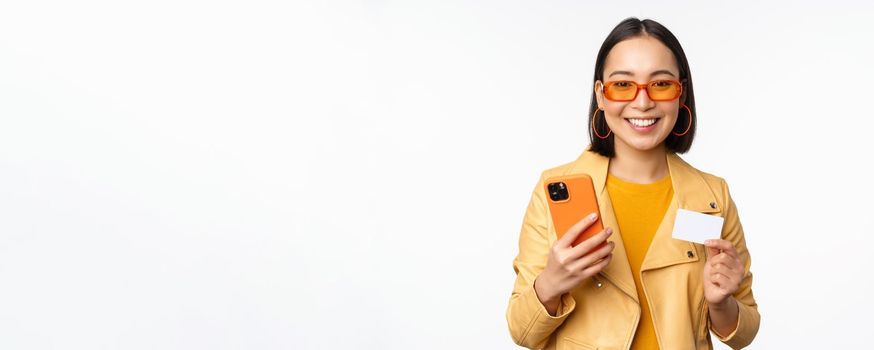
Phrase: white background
[{"left": 1, "top": 1, "right": 872, "bottom": 349}]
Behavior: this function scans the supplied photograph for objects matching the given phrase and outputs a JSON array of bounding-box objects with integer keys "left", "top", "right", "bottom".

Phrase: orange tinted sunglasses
[{"left": 602, "top": 79, "right": 683, "bottom": 102}]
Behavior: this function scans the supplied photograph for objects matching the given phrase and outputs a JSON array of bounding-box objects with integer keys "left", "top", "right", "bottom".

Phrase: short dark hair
[{"left": 588, "top": 17, "right": 696, "bottom": 157}]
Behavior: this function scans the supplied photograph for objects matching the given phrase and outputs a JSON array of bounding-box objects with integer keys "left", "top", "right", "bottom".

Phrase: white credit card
[{"left": 672, "top": 208, "right": 725, "bottom": 244}]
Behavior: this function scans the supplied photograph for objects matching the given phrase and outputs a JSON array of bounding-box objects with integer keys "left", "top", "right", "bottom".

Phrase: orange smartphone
[{"left": 544, "top": 174, "right": 607, "bottom": 250}]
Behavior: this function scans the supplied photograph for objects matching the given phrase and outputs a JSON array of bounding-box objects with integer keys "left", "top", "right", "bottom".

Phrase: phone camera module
[{"left": 547, "top": 182, "right": 569, "bottom": 202}]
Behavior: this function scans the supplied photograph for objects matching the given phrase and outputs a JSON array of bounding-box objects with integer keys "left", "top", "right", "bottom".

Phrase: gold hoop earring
[{"left": 592, "top": 108, "right": 611, "bottom": 139}]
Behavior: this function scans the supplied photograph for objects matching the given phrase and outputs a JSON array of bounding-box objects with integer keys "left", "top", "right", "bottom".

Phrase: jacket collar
[
  {"left": 563, "top": 146, "right": 720, "bottom": 303},
  {"left": 567, "top": 146, "right": 720, "bottom": 214}
]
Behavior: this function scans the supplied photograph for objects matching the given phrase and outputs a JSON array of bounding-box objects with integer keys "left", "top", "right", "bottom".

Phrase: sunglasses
[{"left": 602, "top": 79, "right": 683, "bottom": 102}]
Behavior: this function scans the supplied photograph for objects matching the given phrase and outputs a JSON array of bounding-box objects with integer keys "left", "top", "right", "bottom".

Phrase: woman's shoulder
[
  {"left": 678, "top": 157, "right": 738, "bottom": 205},
  {"left": 537, "top": 159, "right": 581, "bottom": 180},
  {"left": 695, "top": 167, "right": 727, "bottom": 188},
  {"left": 533, "top": 148, "right": 606, "bottom": 181},
  {"left": 685, "top": 159, "right": 732, "bottom": 187}
]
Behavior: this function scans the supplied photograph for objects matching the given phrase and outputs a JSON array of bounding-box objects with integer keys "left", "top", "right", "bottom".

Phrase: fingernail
[
  {"left": 606, "top": 227, "right": 613, "bottom": 235},
  {"left": 704, "top": 239, "right": 713, "bottom": 245},
  {"left": 590, "top": 213, "right": 599, "bottom": 221}
]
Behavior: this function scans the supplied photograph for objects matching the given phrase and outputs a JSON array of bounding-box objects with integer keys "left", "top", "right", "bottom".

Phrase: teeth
[{"left": 627, "top": 118, "right": 657, "bottom": 127}]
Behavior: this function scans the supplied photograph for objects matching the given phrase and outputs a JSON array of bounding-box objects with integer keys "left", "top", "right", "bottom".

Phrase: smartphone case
[{"left": 543, "top": 173, "right": 607, "bottom": 250}]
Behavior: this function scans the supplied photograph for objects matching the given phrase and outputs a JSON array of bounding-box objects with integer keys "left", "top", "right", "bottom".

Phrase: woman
[{"left": 506, "top": 18, "right": 760, "bottom": 350}]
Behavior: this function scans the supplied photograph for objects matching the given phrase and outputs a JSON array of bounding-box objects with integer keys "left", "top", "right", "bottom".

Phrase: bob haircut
[{"left": 588, "top": 17, "right": 696, "bottom": 157}]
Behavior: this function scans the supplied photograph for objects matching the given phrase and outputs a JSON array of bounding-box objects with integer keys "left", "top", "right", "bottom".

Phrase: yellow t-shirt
[{"left": 606, "top": 172, "right": 674, "bottom": 350}]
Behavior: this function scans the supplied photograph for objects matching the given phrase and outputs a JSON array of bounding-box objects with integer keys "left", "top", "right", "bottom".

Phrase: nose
[{"left": 632, "top": 85, "right": 655, "bottom": 111}]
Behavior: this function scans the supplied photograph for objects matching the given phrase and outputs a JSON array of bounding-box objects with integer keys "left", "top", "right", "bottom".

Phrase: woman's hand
[
  {"left": 534, "top": 212, "right": 615, "bottom": 312},
  {"left": 703, "top": 239, "right": 743, "bottom": 307}
]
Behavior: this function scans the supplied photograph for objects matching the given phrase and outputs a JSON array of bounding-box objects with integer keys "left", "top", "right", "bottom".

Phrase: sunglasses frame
[{"left": 602, "top": 79, "right": 684, "bottom": 102}]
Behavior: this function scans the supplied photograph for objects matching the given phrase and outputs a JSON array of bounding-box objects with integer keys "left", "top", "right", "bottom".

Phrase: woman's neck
[{"left": 608, "top": 142, "right": 669, "bottom": 184}]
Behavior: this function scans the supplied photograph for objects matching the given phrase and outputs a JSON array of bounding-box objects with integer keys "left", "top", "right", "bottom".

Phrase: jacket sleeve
[
  {"left": 710, "top": 179, "right": 761, "bottom": 349},
  {"left": 506, "top": 172, "right": 577, "bottom": 349}
]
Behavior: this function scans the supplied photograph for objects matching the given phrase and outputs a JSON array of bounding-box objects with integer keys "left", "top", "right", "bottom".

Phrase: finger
[
  {"left": 708, "top": 278, "right": 730, "bottom": 293},
  {"left": 705, "top": 245, "right": 721, "bottom": 260},
  {"left": 558, "top": 212, "right": 599, "bottom": 247},
  {"left": 709, "top": 255, "right": 742, "bottom": 275},
  {"left": 710, "top": 261, "right": 732, "bottom": 272},
  {"left": 567, "top": 240, "right": 614, "bottom": 271},
  {"left": 710, "top": 271, "right": 733, "bottom": 286},
  {"left": 704, "top": 239, "right": 738, "bottom": 258},
  {"left": 711, "top": 262, "right": 738, "bottom": 276},
  {"left": 709, "top": 254, "right": 730, "bottom": 268},
  {"left": 581, "top": 253, "right": 612, "bottom": 276},
  {"left": 708, "top": 273, "right": 723, "bottom": 288},
  {"left": 567, "top": 227, "right": 613, "bottom": 260},
  {"left": 711, "top": 274, "right": 739, "bottom": 293},
  {"left": 712, "top": 255, "right": 742, "bottom": 271}
]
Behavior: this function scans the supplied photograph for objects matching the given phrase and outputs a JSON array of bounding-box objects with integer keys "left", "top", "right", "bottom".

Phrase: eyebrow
[{"left": 607, "top": 69, "right": 677, "bottom": 78}]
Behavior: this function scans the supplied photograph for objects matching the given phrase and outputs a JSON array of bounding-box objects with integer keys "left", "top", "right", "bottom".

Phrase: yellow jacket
[{"left": 506, "top": 148, "right": 760, "bottom": 349}]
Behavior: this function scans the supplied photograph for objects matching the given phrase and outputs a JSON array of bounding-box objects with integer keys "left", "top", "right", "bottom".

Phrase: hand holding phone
[{"left": 534, "top": 174, "right": 615, "bottom": 313}]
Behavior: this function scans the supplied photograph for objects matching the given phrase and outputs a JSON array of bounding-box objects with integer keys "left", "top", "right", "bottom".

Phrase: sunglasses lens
[
  {"left": 605, "top": 81, "right": 637, "bottom": 101},
  {"left": 648, "top": 80, "right": 681, "bottom": 100}
]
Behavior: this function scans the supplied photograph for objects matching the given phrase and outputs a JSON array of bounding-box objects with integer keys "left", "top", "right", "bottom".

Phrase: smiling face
[{"left": 595, "top": 35, "right": 684, "bottom": 154}]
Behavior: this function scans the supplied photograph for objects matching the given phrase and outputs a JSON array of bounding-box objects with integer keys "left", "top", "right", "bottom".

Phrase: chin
[
  {"left": 619, "top": 135, "right": 668, "bottom": 152},
  {"left": 629, "top": 143, "right": 661, "bottom": 152}
]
